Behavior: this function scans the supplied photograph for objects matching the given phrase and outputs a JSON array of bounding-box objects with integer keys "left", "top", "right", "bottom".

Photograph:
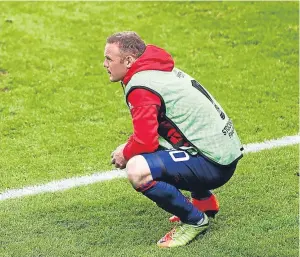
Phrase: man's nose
[{"left": 103, "top": 60, "right": 108, "bottom": 68}]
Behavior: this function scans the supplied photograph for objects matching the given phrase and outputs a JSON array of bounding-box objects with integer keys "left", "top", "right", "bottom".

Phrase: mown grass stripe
[{"left": 0, "top": 135, "right": 299, "bottom": 201}]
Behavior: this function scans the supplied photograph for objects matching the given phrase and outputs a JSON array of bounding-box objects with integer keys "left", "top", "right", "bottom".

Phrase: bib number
[
  {"left": 169, "top": 151, "right": 190, "bottom": 162},
  {"left": 191, "top": 80, "right": 225, "bottom": 120}
]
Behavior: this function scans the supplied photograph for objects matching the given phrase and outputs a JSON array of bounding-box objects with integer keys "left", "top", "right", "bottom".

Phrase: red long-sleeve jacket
[{"left": 122, "top": 45, "right": 186, "bottom": 160}]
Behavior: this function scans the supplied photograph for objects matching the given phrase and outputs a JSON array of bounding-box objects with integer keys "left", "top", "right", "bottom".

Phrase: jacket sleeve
[{"left": 123, "top": 88, "right": 161, "bottom": 160}]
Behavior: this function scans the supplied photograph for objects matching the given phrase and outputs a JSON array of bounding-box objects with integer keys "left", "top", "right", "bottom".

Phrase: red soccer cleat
[{"left": 169, "top": 194, "right": 219, "bottom": 222}]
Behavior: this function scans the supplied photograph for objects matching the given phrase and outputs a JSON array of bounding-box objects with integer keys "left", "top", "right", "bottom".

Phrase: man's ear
[{"left": 125, "top": 56, "right": 136, "bottom": 68}]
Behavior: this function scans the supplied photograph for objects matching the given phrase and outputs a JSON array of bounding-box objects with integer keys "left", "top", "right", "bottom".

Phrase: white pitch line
[
  {"left": 0, "top": 170, "right": 127, "bottom": 201},
  {"left": 0, "top": 135, "right": 299, "bottom": 202},
  {"left": 243, "top": 135, "right": 300, "bottom": 154}
]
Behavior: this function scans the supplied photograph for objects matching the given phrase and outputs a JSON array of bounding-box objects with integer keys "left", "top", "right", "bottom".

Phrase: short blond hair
[{"left": 106, "top": 31, "right": 146, "bottom": 58}]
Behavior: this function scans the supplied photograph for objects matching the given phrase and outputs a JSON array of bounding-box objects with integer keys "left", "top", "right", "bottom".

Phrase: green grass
[
  {"left": 0, "top": 1, "right": 299, "bottom": 256},
  {"left": 0, "top": 146, "right": 298, "bottom": 257}
]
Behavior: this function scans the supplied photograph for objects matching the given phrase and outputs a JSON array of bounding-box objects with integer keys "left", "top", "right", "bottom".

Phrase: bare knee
[{"left": 126, "top": 155, "right": 153, "bottom": 189}]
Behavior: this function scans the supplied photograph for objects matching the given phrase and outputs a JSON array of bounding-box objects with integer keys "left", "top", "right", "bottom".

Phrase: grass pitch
[{"left": 0, "top": 1, "right": 299, "bottom": 257}]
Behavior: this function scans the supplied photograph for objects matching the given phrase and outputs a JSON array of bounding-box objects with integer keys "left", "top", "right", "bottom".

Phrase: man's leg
[
  {"left": 169, "top": 191, "right": 219, "bottom": 222},
  {"left": 126, "top": 155, "right": 205, "bottom": 225},
  {"left": 126, "top": 155, "right": 209, "bottom": 248},
  {"left": 191, "top": 191, "right": 219, "bottom": 217},
  {"left": 135, "top": 150, "right": 237, "bottom": 226}
]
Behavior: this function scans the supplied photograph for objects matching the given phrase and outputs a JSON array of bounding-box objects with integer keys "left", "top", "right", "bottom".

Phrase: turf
[
  {"left": 0, "top": 1, "right": 298, "bottom": 189},
  {"left": 0, "top": 146, "right": 298, "bottom": 257},
  {"left": 0, "top": 1, "right": 299, "bottom": 256}
]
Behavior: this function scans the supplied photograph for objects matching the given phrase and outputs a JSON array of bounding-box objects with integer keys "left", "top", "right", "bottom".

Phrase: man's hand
[{"left": 111, "top": 144, "right": 127, "bottom": 169}]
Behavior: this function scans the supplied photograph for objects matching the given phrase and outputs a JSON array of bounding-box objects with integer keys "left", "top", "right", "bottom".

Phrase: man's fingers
[
  {"left": 111, "top": 147, "right": 127, "bottom": 169},
  {"left": 111, "top": 157, "right": 116, "bottom": 164},
  {"left": 115, "top": 162, "right": 126, "bottom": 169}
]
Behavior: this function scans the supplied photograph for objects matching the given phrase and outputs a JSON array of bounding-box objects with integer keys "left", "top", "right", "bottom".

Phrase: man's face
[{"left": 103, "top": 43, "right": 128, "bottom": 82}]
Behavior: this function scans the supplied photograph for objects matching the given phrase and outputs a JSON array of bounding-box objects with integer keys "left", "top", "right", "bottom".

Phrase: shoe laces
[
  {"left": 162, "top": 222, "right": 199, "bottom": 242},
  {"left": 161, "top": 227, "right": 177, "bottom": 241},
  {"left": 171, "top": 224, "right": 188, "bottom": 239}
]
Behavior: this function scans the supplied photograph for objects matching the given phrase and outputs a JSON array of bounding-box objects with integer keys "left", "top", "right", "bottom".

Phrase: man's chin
[{"left": 109, "top": 76, "right": 121, "bottom": 82}]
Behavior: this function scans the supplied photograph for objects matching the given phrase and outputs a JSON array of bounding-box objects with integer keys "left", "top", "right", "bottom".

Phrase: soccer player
[{"left": 104, "top": 31, "right": 243, "bottom": 248}]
